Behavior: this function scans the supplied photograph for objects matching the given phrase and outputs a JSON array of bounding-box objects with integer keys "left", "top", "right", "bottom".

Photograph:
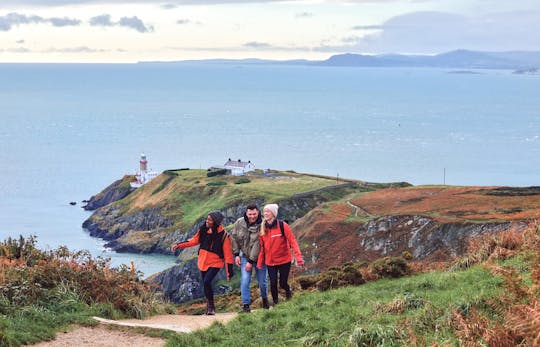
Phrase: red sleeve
[
  {"left": 176, "top": 230, "right": 200, "bottom": 249},
  {"left": 257, "top": 235, "right": 265, "bottom": 268},
  {"left": 284, "top": 223, "right": 303, "bottom": 262},
  {"left": 223, "top": 235, "right": 233, "bottom": 265}
]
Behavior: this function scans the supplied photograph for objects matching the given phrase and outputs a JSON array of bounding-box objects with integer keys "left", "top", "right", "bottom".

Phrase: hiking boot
[
  {"left": 206, "top": 301, "right": 215, "bottom": 315},
  {"left": 241, "top": 304, "right": 251, "bottom": 313},
  {"left": 262, "top": 297, "right": 270, "bottom": 309},
  {"left": 285, "top": 289, "right": 292, "bottom": 300}
]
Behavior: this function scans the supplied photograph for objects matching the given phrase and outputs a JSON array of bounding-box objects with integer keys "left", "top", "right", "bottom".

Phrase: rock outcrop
[
  {"left": 82, "top": 182, "right": 360, "bottom": 254},
  {"left": 150, "top": 256, "right": 231, "bottom": 303},
  {"left": 84, "top": 176, "right": 135, "bottom": 211},
  {"left": 358, "top": 215, "right": 526, "bottom": 259}
]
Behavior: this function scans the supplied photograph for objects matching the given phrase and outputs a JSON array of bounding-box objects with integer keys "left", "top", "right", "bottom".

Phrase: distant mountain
[
  {"left": 318, "top": 50, "right": 540, "bottom": 69},
  {"left": 140, "top": 50, "right": 540, "bottom": 70}
]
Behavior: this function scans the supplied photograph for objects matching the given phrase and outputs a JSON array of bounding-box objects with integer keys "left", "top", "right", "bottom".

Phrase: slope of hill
[
  {"left": 167, "top": 222, "right": 540, "bottom": 346},
  {"left": 83, "top": 169, "right": 540, "bottom": 304},
  {"left": 293, "top": 185, "right": 539, "bottom": 273},
  {"left": 82, "top": 169, "right": 388, "bottom": 254}
]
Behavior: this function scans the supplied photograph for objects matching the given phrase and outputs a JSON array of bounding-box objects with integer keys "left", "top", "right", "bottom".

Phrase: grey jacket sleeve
[{"left": 230, "top": 221, "right": 240, "bottom": 257}]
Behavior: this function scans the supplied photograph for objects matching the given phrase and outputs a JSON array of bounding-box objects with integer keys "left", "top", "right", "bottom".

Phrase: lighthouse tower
[
  {"left": 130, "top": 153, "right": 158, "bottom": 188},
  {"left": 139, "top": 153, "right": 148, "bottom": 172}
]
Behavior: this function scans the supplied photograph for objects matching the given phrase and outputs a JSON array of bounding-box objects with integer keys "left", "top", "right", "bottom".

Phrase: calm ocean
[{"left": 1, "top": 63, "right": 539, "bottom": 276}]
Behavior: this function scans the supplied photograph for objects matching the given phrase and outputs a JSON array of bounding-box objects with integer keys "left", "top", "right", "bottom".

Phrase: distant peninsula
[{"left": 140, "top": 49, "right": 540, "bottom": 70}]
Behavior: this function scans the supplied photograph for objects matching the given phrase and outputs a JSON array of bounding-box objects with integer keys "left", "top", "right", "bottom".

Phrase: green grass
[
  {"left": 166, "top": 265, "right": 504, "bottom": 346},
  {"left": 160, "top": 170, "right": 356, "bottom": 228}
]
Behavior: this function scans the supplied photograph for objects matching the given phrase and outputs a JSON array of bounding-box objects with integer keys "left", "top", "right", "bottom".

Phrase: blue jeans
[{"left": 240, "top": 256, "right": 268, "bottom": 305}]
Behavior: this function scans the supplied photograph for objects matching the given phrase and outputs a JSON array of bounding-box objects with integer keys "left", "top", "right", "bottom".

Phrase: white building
[
  {"left": 130, "top": 153, "right": 159, "bottom": 188},
  {"left": 224, "top": 158, "right": 255, "bottom": 176}
]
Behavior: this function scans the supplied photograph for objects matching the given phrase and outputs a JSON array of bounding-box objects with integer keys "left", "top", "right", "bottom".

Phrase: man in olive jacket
[{"left": 230, "top": 203, "right": 269, "bottom": 312}]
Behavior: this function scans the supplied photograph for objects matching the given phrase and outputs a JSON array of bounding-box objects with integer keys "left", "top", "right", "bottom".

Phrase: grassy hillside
[
  {"left": 84, "top": 169, "right": 398, "bottom": 253},
  {"left": 168, "top": 223, "right": 540, "bottom": 346},
  {"left": 170, "top": 266, "right": 503, "bottom": 346},
  {"left": 3, "top": 206, "right": 538, "bottom": 346},
  {"left": 123, "top": 169, "right": 361, "bottom": 227}
]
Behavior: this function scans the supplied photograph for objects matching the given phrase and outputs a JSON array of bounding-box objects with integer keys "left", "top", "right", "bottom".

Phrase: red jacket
[
  {"left": 257, "top": 220, "right": 303, "bottom": 267},
  {"left": 175, "top": 225, "right": 234, "bottom": 277}
]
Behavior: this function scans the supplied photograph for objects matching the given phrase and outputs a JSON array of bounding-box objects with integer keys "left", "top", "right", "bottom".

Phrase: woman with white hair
[{"left": 257, "top": 203, "right": 304, "bottom": 306}]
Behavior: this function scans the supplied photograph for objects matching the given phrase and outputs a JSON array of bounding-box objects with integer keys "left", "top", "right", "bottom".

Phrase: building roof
[{"left": 224, "top": 158, "right": 253, "bottom": 168}]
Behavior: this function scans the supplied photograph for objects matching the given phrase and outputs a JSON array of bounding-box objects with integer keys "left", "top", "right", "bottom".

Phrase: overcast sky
[{"left": 1, "top": 0, "right": 539, "bottom": 63}]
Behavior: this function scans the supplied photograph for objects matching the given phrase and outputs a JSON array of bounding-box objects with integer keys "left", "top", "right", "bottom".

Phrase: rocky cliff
[
  {"left": 84, "top": 170, "right": 540, "bottom": 304},
  {"left": 82, "top": 172, "right": 367, "bottom": 254},
  {"left": 294, "top": 185, "right": 540, "bottom": 273},
  {"left": 84, "top": 175, "right": 136, "bottom": 211}
]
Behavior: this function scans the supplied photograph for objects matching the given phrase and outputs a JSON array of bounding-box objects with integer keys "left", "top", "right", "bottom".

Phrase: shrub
[
  {"left": 207, "top": 169, "right": 227, "bottom": 177},
  {"left": 206, "top": 181, "right": 227, "bottom": 187},
  {"left": 316, "top": 270, "right": 345, "bottom": 291},
  {"left": 401, "top": 251, "right": 413, "bottom": 260},
  {"left": 349, "top": 325, "right": 401, "bottom": 347},
  {"left": 234, "top": 178, "right": 251, "bottom": 185},
  {"left": 340, "top": 265, "right": 364, "bottom": 285},
  {"left": 297, "top": 275, "right": 318, "bottom": 290},
  {"left": 0, "top": 236, "right": 166, "bottom": 318},
  {"left": 370, "top": 257, "right": 410, "bottom": 278}
]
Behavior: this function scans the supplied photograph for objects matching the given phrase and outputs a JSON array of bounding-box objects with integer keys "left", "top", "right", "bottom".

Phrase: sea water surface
[{"left": 1, "top": 63, "right": 539, "bottom": 276}]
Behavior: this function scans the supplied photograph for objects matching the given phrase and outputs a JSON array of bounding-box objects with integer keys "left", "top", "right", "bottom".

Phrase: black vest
[{"left": 199, "top": 226, "right": 226, "bottom": 259}]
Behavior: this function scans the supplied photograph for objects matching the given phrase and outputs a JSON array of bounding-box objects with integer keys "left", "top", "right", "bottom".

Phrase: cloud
[
  {"left": 0, "top": 12, "right": 80, "bottom": 31},
  {"left": 46, "top": 46, "right": 107, "bottom": 53},
  {"left": 351, "top": 25, "right": 383, "bottom": 30},
  {"left": 167, "top": 42, "right": 310, "bottom": 52},
  {"left": 118, "top": 16, "right": 152, "bottom": 32},
  {"left": 49, "top": 17, "right": 82, "bottom": 26},
  {"left": 89, "top": 14, "right": 113, "bottom": 26},
  {"left": 243, "top": 41, "right": 272, "bottom": 49},
  {"left": 6, "top": 47, "right": 31, "bottom": 53},
  {"left": 16, "top": 39, "right": 25, "bottom": 44},
  {"left": 161, "top": 4, "right": 178, "bottom": 9},
  {"left": 295, "top": 12, "right": 313, "bottom": 18},
  {"left": 332, "top": 10, "right": 540, "bottom": 54},
  {"left": 341, "top": 35, "right": 360, "bottom": 43},
  {"left": 89, "top": 14, "right": 153, "bottom": 32},
  {"left": 0, "top": 0, "right": 397, "bottom": 5}
]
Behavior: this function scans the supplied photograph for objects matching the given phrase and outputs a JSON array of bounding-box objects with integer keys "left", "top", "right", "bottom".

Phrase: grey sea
[{"left": 1, "top": 63, "right": 539, "bottom": 276}]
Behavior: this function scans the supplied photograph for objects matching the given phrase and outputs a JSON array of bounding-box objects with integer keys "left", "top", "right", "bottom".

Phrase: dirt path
[
  {"left": 346, "top": 200, "right": 372, "bottom": 217},
  {"left": 28, "top": 313, "right": 237, "bottom": 347}
]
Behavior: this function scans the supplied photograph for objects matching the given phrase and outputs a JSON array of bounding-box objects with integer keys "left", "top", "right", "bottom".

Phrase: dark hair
[{"left": 246, "top": 202, "right": 259, "bottom": 211}]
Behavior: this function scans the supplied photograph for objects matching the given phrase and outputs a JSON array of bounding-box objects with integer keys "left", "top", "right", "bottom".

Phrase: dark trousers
[
  {"left": 200, "top": 267, "right": 221, "bottom": 303},
  {"left": 267, "top": 262, "right": 291, "bottom": 303}
]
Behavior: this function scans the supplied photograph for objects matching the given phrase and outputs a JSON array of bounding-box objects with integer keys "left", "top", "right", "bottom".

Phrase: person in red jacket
[
  {"left": 171, "top": 211, "right": 234, "bottom": 315},
  {"left": 257, "top": 203, "right": 304, "bottom": 306}
]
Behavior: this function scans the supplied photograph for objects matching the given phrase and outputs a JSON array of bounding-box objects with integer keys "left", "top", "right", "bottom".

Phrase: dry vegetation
[
  {"left": 349, "top": 186, "right": 540, "bottom": 223},
  {"left": 450, "top": 222, "right": 540, "bottom": 346}
]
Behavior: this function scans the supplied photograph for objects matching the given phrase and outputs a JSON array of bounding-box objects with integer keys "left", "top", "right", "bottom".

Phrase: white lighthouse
[
  {"left": 130, "top": 153, "right": 159, "bottom": 188},
  {"left": 140, "top": 153, "right": 148, "bottom": 172}
]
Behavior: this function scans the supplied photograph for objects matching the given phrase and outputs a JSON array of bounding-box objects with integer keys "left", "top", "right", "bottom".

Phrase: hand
[
  {"left": 171, "top": 244, "right": 178, "bottom": 252},
  {"left": 235, "top": 256, "right": 241, "bottom": 267},
  {"left": 227, "top": 264, "right": 234, "bottom": 281},
  {"left": 297, "top": 258, "right": 305, "bottom": 267},
  {"left": 245, "top": 262, "right": 253, "bottom": 272}
]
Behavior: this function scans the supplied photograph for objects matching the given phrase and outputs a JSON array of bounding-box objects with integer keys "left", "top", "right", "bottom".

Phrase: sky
[{"left": 0, "top": 0, "right": 539, "bottom": 63}]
